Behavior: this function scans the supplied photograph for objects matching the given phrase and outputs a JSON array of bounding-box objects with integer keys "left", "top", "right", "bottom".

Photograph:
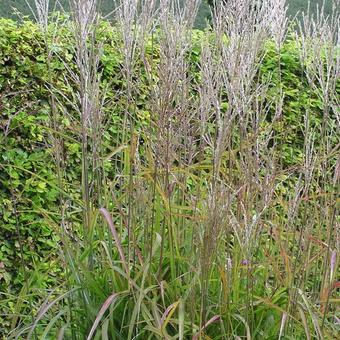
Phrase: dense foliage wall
[
  {"left": 0, "top": 19, "right": 60, "bottom": 292},
  {"left": 0, "top": 19, "right": 123, "bottom": 325}
]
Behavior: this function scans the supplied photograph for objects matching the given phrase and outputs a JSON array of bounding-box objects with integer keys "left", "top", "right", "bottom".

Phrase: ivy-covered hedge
[
  {"left": 0, "top": 19, "right": 116, "bottom": 299},
  {"left": 0, "top": 19, "right": 60, "bottom": 290},
  {"left": 0, "top": 18, "right": 336, "bottom": 331}
]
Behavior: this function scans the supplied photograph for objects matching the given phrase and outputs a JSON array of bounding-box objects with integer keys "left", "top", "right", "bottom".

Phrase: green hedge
[{"left": 0, "top": 19, "right": 59, "bottom": 290}]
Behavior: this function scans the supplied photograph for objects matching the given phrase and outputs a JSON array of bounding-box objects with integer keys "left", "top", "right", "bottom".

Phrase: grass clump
[{"left": 1, "top": 0, "right": 339, "bottom": 338}]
